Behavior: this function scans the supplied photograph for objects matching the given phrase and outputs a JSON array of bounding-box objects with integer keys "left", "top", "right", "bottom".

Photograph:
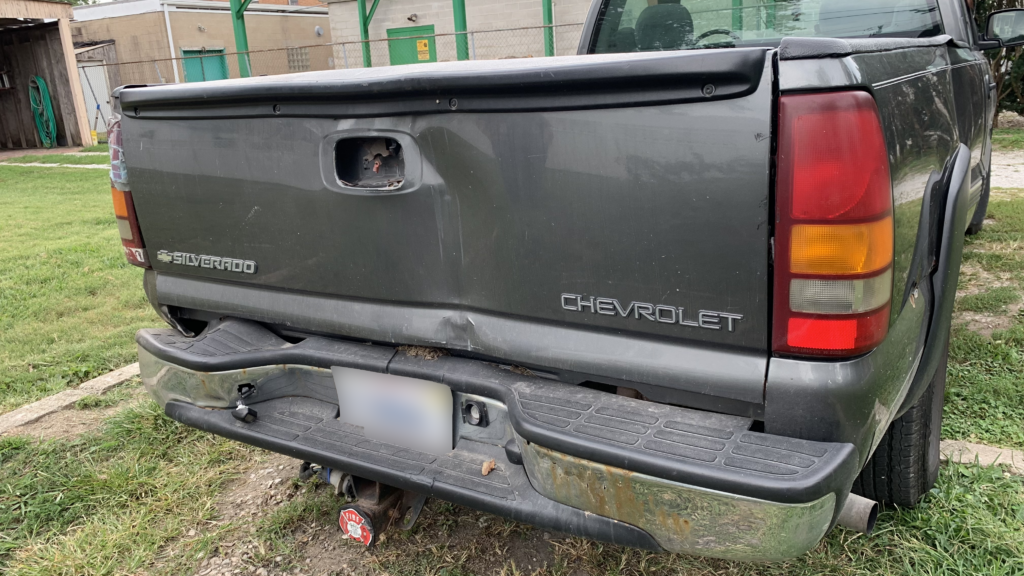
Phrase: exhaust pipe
[{"left": 836, "top": 493, "right": 879, "bottom": 535}]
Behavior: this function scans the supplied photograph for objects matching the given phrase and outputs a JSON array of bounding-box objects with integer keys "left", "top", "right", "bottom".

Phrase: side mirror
[{"left": 984, "top": 8, "right": 1024, "bottom": 49}]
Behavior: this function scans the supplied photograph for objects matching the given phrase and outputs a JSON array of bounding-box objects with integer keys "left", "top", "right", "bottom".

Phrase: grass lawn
[
  {"left": 0, "top": 403, "right": 256, "bottom": 576},
  {"left": 80, "top": 143, "right": 109, "bottom": 154},
  {"left": 0, "top": 165, "right": 160, "bottom": 414},
  {"left": 946, "top": 193, "right": 1024, "bottom": 449}
]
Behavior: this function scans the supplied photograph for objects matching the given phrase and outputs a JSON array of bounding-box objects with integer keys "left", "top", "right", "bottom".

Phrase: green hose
[{"left": 29, "top": 76, "right": 57, "bottom": 149}]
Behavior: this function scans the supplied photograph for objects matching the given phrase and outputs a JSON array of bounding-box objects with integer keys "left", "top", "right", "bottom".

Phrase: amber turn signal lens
[
  {"left": 790, "top": 217, "right": 893, "bottom": 276},
  {"left": 111, "top": 187, "right": 129, "bottom": 218}
]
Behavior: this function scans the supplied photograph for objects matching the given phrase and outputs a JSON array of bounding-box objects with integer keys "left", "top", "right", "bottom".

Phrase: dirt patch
[
  {"left": 368, "top": 503, "right": 560, "bottom": 575},
  {"left": 998, "top": 112, "right": 1024, "bottom": 129},
  {"left": 5, "top": 387, "right": 147, "bottom": 440},
  {"left": 973, "top": 240, "right": 1024, "bottom": 253},
  {"left": 991, "top": 151, "right": 1024, "bottom": 189},
  {"left": 396, "top": 346, "right": 449, "bottom": 361},
  {"left": 190, "top": 453, "right": 367, "bottom": 576},
  {"left": 990, "top": 188, "right": 1024, "bottom": 201},
  {"left": 0, "top": 146, "right": 84, "bottom": 161},
  {"left": 507, "top": 365, "right": 536, "bottom": 377},
  {"left": 957, "top": 307, "right": 1021, "bottom": 338},
  {"left": 190, "top": 455, "right": 571, "bottom": 576},
  {"left": 954, "top": 263, "right": 1021, "bottom": 337},
  {"left": 956, "top": 262, "right": 1014, "bottom": 298}
]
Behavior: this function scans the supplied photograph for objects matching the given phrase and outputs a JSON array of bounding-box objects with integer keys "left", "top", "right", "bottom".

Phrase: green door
[
  {"left": 181, "top": 48, "right": 229, "bottom": 82},
  {"left": 387, "top": 25, "right": 437, "bottom": 66}
]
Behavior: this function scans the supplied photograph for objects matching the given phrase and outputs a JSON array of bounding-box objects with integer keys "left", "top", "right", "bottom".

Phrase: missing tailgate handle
[{"left": 335, "top": 137, "right": 404, "bottom": 190}]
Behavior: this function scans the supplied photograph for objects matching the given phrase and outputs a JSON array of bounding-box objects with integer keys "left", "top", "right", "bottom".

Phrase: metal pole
[
  {"left": 357, "top": 0, "right": 380, "bottom": 68},
  {"left": 542, "top": 0, "right": 554, "bottom": 57},
  {"left": 453, "top": 0, "right": 469, "bottom": 61},
  {"left": 470, "top": 31, "right": 476, "bottom": 60},
  {"left": 342, "top": 43, "right": 349, "bottom": 69},
  {"left": 163, "top": 3, "right": 180, "bottom": 82},
  {"left": 732, "top": 0, "right": 743, "bottom": 31},
  {"left": 357, "top": 0, "right": 370, "bottom": 67},
  {"left": 229, "top": 0, "right": 254, "bottom": 77}
]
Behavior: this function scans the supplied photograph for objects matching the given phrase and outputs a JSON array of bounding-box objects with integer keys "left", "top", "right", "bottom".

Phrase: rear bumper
[{"left": 138, "top": 318, "right": 859, "bottom": 561}]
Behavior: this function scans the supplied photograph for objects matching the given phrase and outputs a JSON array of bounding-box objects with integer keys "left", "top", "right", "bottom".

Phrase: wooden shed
[{"left": 0, "top": 0, "right": 92, "bottom": 150}]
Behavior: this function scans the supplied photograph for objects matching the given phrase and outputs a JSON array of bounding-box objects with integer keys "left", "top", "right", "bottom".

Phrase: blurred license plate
[{"left": 331, "top": 367, "right": 453, "bottom": 455}]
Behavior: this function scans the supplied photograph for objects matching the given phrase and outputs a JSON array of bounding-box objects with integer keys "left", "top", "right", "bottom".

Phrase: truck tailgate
[{"left": 120, "top": 49, "right": 774, "bottom": 407}]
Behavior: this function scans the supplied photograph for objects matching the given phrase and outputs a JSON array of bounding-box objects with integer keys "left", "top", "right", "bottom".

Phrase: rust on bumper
[{"left": 521, "top": 441, "right": 836, "bottom": 561}]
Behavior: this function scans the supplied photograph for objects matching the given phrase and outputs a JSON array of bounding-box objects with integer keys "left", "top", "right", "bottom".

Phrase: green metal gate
[
  {"left": 386, "top": 25, "right": 437, "bottom": 66},
  {"left": 181, "top": 48, "right": 230, "bottom": 82}
]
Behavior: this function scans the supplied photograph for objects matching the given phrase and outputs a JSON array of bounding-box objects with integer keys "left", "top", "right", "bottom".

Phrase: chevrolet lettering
[{"left": 561, "top": 294, "right": 742, "bottom": 332}]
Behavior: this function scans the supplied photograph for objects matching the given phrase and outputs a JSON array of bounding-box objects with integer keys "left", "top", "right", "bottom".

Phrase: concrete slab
[
  {"left": 940, "top": 439, "right": 1024, "bottom": 475},
  {"left": 0, "top": 146, "right": 84, "bottom": 161},
  {"left": 0, "top": 162, "right": 107, "bottom": 169},
  {"left": 0, "top": 363, "right": 140, "bottom": 435}
]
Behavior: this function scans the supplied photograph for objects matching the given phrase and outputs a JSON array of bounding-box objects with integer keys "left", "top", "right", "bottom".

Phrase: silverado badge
[{"left": 156, "top": 250, "right": 258, "bottom": 274}]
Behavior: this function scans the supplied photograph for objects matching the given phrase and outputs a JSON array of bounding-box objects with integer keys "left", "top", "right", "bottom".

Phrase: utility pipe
[
  {"left": 229, "top": 0, "right": 254, "bottom": 77},
  {"left": 357, "top": 0, "right": 381, "bottom": 68},
  {"left": 542, "top": 0, "right": 554, "bottom": 57},
  {"left": 453, "top": 0, "right": 469, "bottom": 61},
  {"left": 163, "top": 3, "right": 180, "bottom": 83}
]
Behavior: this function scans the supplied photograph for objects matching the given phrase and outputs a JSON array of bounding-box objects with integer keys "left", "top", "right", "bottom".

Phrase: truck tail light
[
  {"left": 108, "top": 116, "right": 148, "bottom": 268},
  {"left": 773, "top": 91, "right": 894, "bottom": 357},
  {"left": 112, "top": 187, "right": 148, "bottom": 268}
]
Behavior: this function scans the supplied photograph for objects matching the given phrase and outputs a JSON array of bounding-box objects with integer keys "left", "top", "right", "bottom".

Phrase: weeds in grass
[
  {"left": 945, "top": 198, "right": 1024, "bottom": 448},
  {"left": 945, "top": 325, "right": 1024, "bottom": 448},
  {"left": 956, "top": 285, "right": 1020, "bottom": 313},
  {"left": 0, "top": 402, "right": 254, "bottom": 576}
]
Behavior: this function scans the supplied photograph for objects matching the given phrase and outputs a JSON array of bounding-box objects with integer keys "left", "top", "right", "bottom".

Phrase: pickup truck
[{"left": 109, "top": 0, "right": 1024, "bottom": 561}]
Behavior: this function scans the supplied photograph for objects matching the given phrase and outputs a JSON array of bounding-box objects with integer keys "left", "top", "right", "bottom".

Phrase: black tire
[
  {"left": 851, "top": 340, "right": 947, "bottom": 507},
  {"left": 966, "top": 180, "right": 990, "bottom": 236}
]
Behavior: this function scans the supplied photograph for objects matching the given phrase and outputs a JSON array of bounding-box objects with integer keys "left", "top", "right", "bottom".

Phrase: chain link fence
[{"left": 84, "top": 23, "right": 585, "bottom": 86}]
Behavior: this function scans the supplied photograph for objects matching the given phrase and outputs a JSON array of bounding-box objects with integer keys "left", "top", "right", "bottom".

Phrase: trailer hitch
[
  {"left": 301, "top": 463, "right": 427, "bottom": 548},
  {"left": 337, "top": 476, "right": 428, "bottom": 547}
]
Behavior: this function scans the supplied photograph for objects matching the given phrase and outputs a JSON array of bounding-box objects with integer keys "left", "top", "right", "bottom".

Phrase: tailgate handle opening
[{"left": 335, "top": 137, "right": 405, "bottom": 190}]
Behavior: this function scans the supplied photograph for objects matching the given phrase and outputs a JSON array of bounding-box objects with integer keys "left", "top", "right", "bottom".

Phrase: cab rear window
[{"left": 589, "top": 0, "right": 943, "bottom": 54}]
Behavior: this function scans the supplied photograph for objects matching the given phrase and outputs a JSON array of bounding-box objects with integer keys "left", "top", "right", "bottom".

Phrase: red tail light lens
[
  {"left": 108, "top": 116, "right": 148, "bottom": 268},
  {"left": 773, "top": 91, "right": 894, "bottom": 357}
]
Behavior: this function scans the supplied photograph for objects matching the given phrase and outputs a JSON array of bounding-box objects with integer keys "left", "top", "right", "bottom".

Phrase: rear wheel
[
  {"left": 851, "top": 339, "right": 947, "bottom": 507},
  {"left": 967, "top": 179, "right": 990, "bottom": 235}
]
